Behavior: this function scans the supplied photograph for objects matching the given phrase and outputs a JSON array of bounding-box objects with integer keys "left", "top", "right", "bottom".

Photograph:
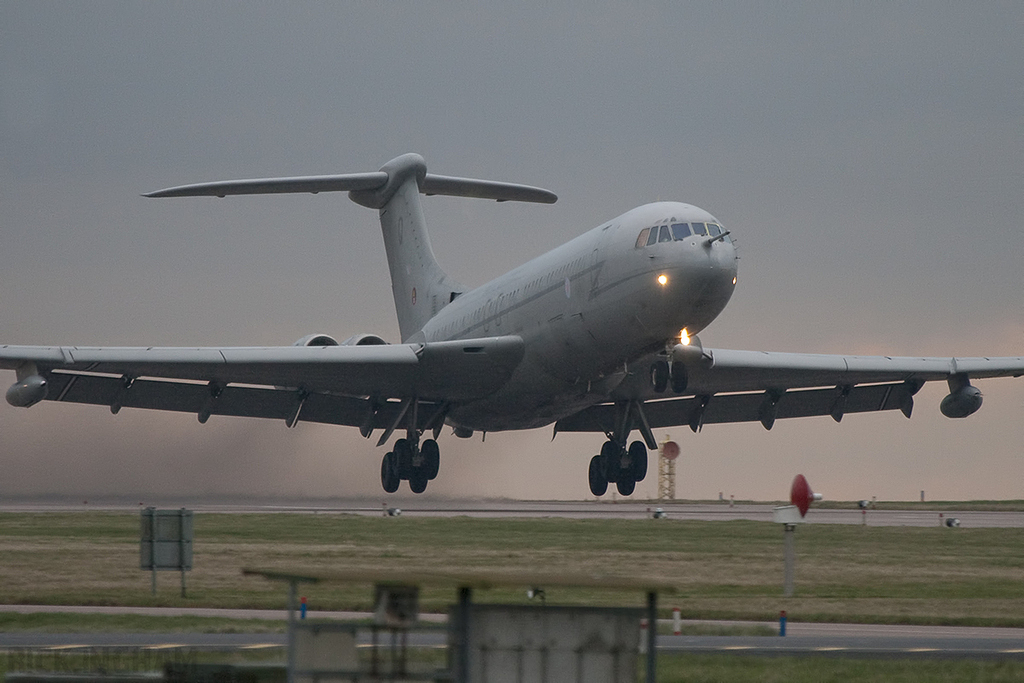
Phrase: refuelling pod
[
  {"left": 940, "top": 374, "right": 983, "bottom": 418},
  {"left": 6, "top": 374, "right": 48, "bottom": 408}
]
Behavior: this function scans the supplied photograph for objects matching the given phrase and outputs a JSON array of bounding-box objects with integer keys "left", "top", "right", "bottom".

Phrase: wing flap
[
  {"left": 45, "top": 372, "right": 438, "bottom": 430},
  {"left": 556, "top": 382, "right": 915, "bottom": 433},
  {"left": 681, "top": 349, "right": 1024, "bottom": 395}
]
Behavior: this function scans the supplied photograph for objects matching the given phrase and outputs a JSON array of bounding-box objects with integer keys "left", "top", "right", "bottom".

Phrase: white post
[{"left": 783, "top": 524, "right": 796, "bottom": 597}]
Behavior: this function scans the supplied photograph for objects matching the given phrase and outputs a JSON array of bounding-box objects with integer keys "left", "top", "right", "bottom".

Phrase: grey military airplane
[{"left": 3, "top": 154, "right": 1023, "bottom": 496}]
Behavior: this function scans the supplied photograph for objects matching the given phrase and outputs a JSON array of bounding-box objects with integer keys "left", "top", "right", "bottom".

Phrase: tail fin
[
  {"left": 145, "top": 152, "right": 557, "bottom": 342},
  {"left": 350, "top": 154, "right": 462, "bottom": 341}
]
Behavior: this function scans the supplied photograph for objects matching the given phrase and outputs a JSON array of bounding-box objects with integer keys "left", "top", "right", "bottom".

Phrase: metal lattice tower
[{"left": 657, "top": 436, "right": 676, "bottom": 500}]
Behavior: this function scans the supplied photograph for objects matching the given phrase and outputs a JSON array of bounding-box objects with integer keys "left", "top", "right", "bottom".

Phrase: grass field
[{"left": 1, "top": 511, "right": 1023, "bottom": 626}]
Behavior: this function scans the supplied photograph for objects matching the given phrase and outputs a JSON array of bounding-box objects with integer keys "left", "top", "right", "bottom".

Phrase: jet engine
[
  {"left": 940, "top": 383, "right": 983, "bottom": 418},
  {"left": 6, "top": 374, "right": 48, "bottom": 408},
  {"left": 292, "top": 333, "right": 341, "bottom": 347},
  {"left": 340, "top": 334, "right": 388, "bottom": 346},
  {"left": 292, "top": 333, "right": 389, "bottom": 347}
]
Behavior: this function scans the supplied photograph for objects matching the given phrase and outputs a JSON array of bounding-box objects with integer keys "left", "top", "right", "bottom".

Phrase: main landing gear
[
  {"left": 380, "top": 437, "right": 441, "bottom": 494},
  {"left": 589, "top": 439, "right": 648, "bottom": 496}
]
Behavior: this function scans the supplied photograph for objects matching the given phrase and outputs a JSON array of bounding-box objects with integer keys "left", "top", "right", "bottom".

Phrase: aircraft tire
[
  {"left": 670, "top": 361, "right": 688, "bottom": 393},
  {"left": 421, "top": 439, "right": 441, "bottom": 480},
  {"left": 381, "top": 452, "right": 400, "bottom": 493},
  {"left": 409, "top": 473, "right": 428, "bottom": 494},
  {"left": 588, "top": 455, "right": 608, "bottom": 496},
  {"left": 600, "top": 440, "right": 621, "bottom": 481},
  {"left": 616, "top": 476, "right": 636, "bottom": 496},
  {"left": 394, "top": 439, "right": 413, "bottom": 479},
  {"left": 651, "top": 361, "right": 669, "bottom": 393},
  {"left": 628, "top": 440, "right": 648, "bottom": 481}
]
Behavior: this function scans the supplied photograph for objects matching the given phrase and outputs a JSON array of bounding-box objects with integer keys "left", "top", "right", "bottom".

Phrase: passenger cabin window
[
  {"left": 707, "top": 223, "right": 722, "bottom": 237},
  {"left": 635, "top": 228, "right": 651, "bottom": 248},
  {"left": 658, "top": 225, "right": 673, "bottom": 242},
  {"left": 671, "top": 223, "right": 690, "bottom": 240},
  {"left": 691, "top": 222, "right": 707, "bottom": 236}
]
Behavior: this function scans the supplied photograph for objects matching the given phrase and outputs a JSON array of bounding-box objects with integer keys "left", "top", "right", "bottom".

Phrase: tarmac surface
[
  {"left": 2, "top": 605, "right": 1023, "bottom": 659},
  {"left": 2, "top": 498, "right": 1023, "bottom": 527}
]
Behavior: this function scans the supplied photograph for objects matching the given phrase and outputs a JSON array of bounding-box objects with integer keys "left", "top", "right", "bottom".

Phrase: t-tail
[{"left": 146, "top": 153, "right": 557, "bottom": 341}]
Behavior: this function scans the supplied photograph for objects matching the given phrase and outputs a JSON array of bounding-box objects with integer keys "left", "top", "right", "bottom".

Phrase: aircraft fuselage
[{"left": 418, "top": 201, "right": 739, "bottom": 430}]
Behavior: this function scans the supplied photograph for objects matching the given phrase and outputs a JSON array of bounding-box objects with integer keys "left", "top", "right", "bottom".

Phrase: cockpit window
[
  {"left": 658, "top": 225, "right": 673, "bottom": 242},
  {"left": 671, "top": 223, "right": 690, "bottom": 240},
  {"left": 707, "top": 223, "right": 722, "bottom": 237},
  {"left": 691, "top": 222, "right": 707, "bottom": 236},
  {"left": 635, "top": 228, "right": 651, "bottom": 248},
  {"left": 646, "top": 228, "right": 659, "bottom": 246}
]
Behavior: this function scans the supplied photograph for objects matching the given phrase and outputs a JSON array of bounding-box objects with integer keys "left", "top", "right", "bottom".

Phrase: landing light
[
  {"left": 680, "top": 328, "right": 690, "bottom": 346},
  {"left": 657, "top": 274, "right": 668, "bottom": 286},
  {"left": 732, "top": 277, "right": 737, "bottom": 285}
]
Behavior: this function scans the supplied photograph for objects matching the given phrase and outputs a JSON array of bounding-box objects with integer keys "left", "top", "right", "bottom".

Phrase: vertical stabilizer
[{"left": 350, "top": 154, "right": 463, "bottom": 342}]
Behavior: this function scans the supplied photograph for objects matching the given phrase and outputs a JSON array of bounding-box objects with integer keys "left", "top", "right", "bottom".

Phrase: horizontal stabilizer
[
  {"left": 421, "top": 174, "right": 556, "bottom": 204},
  {"left": 143, "top": 172, "right": 388, "bottom": 198},
  {"left": 145, "top": 154, "right": 557, "bottom": 204}
]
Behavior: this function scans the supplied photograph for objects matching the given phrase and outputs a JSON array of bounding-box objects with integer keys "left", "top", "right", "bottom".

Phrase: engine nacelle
[
  {"left": 292, "top": 333, "right": 340, "bottom": 347},
  {"left": 940, "top": 385, "right": 983, "bottom": 418},
  {"left": 6, "top": 374, "right": 48, "bottom": 408},
  {"left": 340, "top": 333, "right": 388, "bottom": 346}
]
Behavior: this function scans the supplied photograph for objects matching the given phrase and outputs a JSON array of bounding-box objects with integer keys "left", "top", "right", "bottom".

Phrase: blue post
[
  {"left": 300, "top": 596, "right": 307, "bottom": 620},
  {"left": 779, "top": 610, "right": 787, "bottom": 637}
]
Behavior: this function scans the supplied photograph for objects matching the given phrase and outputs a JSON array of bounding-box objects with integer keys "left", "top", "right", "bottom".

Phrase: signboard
[{"left": 140, "top": 508, "right": 193, "bottom": 570}]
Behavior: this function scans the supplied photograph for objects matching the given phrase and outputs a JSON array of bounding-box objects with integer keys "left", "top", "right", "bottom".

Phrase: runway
[
  {"left": 2, "top": 606, "right": 1022, "bottom": 659},
  {"left": 2, "top": 498, "right": 1022, "bottom": 527}
]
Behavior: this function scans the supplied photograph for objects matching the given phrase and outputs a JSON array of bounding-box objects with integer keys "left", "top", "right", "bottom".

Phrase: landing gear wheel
[
  {"left": 409, "top": 474, "right": 428, "bottom": 494},
  {"left": 651, "top": 361, "right": 669, "bottom": 393},
  {"left": 628, "top": 441, "right": 648, "bottom": 481},
  {"left": 616, "top": 477, "right": 636, "bottom": 496},
  {"left": 381, "top": 452, "right": 400, "bottom": 493},
  {"left": 588, "top": 455, "right": 608, "bottom": 496},
  {"left": 394, "top": 439, "right": 413, "bottom": 479},
  {"left": 421, "top": 439, "right": 440, "bottom": 480},
  {"left": 670, "top": 360, "right": 688, "bottom": 394},
  {"left": 600, "top": 440, "right": 621, "bottom": 481}
]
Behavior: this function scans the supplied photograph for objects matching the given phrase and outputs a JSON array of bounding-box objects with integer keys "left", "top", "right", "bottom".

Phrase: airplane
[{"left": 3, "top": 153, "right": 1023, "bottom": 496}]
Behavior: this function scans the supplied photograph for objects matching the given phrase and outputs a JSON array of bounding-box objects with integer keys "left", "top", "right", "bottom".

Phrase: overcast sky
[{"left": 1, "top": 2, "right": 1021, "bottom": 502}]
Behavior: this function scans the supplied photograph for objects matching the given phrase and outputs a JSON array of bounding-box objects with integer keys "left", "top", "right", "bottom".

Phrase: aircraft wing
[
  {"left": 556, "top": 348, "right": 1024, "bottom": 434},
  {"left": 0, "top": 336, "right": 524, "bottom": 430}
]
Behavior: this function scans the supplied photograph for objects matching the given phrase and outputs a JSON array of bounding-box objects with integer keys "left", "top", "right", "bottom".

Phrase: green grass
[
  {"left": 654, "top": 654, "right": 1024, "bottom": 682},
  {"left": 2, "top": 512, "right": 1023, "bottom": 626}
]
